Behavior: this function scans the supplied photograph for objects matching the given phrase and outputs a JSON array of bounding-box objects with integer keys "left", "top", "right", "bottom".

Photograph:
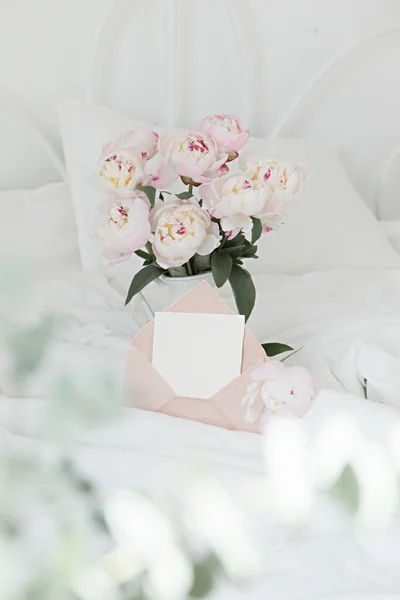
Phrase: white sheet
[{"left": 2, "top": 267, "right": 400, "bottom": 599}]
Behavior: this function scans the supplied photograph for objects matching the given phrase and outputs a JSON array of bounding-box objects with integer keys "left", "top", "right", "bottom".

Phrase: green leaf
[
  {"left": 176, "top": 191, "right": 194, "bottom": 200},
  {"left": 137, "top": 185, "right": 156, "bottom": 206},
  {"left": 134, "top": 249, "right": 152, "bottom": 261},
  {"left": 262, "top": 342, "right": 294, "bottom": 357},
  {"left": 223, "top": 233, "right": 245, "bottom": 248},
  {"left": 282, "top": 346, "right": 303, "bottom": 362},
  {"left": 211, "top": 251, "right": 233, "bottom": 288},
  {"left": 125, "top": 264, "right": 164, "bottom": 305},
  {"left": 167, "top": 266, "right": 188, "bottom": 277},
  {"left": 241, "top": 244, "right": 258, "bottom": 259},
  {"left": 194, "top": 253, "right": 211, "bottom": 273},
  {"left": 145, "top": 241, "right": 155, "bottom": 256},
  {"left": 251, "top": 217, "right": 263, "bottom": 244},
  {"left": 159, "top": 192, "right": 164, "bottom": 201},
  {"left": 228, "top": 264, "right": 256, "bottom": 321},
  {"left": 221, "top": 244, "right": 246, "bottom": 258}
]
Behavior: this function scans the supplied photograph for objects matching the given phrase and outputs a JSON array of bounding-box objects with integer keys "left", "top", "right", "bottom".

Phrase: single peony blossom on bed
[
  {"left": 96, "top": 191, "right": 151, "bottom": 261},
  {"left": 242, "top": 361, "right": 315, "bottom": 425},
  {"left": 159, "top": 131, "right": 228, "bottom": 185},
  {"left": 103, "top": 128, "right": 159, "bottom": 160},
  {"left": 200, "top": 114, "right": 249, "bottom": 157},
  {"left": 95, "top": 149, "right": 148, "bottom": 193},
  {"left": 200, "top": 173, "right": 269, "bottom": 238},
  {"left": 150, "top": 196, "right": 220, "bottom": 269}
]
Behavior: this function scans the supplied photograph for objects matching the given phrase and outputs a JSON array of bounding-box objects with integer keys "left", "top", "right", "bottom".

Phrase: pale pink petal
[
  {"left": 241, "top": 381, "right": 265, "bottom": 423},
  {"left": 221, "top": 214, "right": 252, "bottom": 234},
  {"left": 252, "top": 360, "right": 285, "bottom": 381},
  {"left": 197, "top": 222, "right": 220, "bottom": 256},
  {"left": 146, "top": 155, "right": 178, "bottom": 189}
]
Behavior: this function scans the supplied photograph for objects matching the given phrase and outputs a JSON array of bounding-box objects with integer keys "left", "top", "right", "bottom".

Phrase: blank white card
[{"left": 152, "top": 312, "right": 245, "bottom": 399}]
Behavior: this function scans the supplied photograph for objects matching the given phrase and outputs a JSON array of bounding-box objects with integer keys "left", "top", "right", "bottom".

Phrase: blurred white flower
[
  {"left": 352, "top": 438, "right": 398, "bottom": 530},
  {"left": 263, "top": 418, "right": 314, "bottom": 524},
  {"left": 310, "top": 414, "right": 364, "bottom": 489},
  {"left": 104, "top": 491, "right": 193, "bottom": 600},
  {"left": 73, "top": 566, "right": 118, "bottom": 600},
  {"left": 183, "top": 472, "right": 263, "bottom": 582}
]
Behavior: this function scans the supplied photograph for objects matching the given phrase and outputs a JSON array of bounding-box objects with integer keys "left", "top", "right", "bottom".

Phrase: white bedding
[{"left": 2, "top": 266, "right": 400, "bottom": 599}]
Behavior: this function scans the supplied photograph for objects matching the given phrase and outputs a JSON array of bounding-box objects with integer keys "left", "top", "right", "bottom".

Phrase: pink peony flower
[
  {"left": 159, "top": 131, "right": 228, "bottom": 185},
  {"left": 242, "top": 360, "right": 315, "bottom": 425},
  {"left": 243, "top": 157, "right": 308, "bottom": 203},
  {"left": 104, "top": 129, "right": 159, "bottom": 160},
  {"left": 200, "top": 173, "right": 268, "bottom": 238},
  {"left": 150, "top": 195, "right": 220, "bottom": 269},
  {"left": 96, "top": 191, "right": 151, "bottom": 262},
  {"left": 200, "top": 114, "right": 249, "bottom": 155},
  {"left": 95, "top": 149, "right": 148, "bottom": 193}
]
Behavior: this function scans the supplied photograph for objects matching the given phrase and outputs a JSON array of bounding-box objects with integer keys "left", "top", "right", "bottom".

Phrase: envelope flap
[
  {"left": 125, "top": 347, "right": 175, "bottom": 411},
  {"left": 242, "top": 329, "right": 267, "bottom": 371},
  {"left": 131, "top": 322, "right": 154, "bottom": 362},
  {"left": 166, "top": 281, "right": 235, "bottom": 315}
]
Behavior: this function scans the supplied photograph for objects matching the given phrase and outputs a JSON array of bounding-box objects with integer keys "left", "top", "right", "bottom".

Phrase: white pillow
[
  {"left": 59, "top": 97, "right": 158, "bottom": 272},
  {"left": 243, "top": 138, "right": 400, "bottom": 273},
  {"left": 0, "top": 182, "right": 81, "bottom": 281},
  {"left": 59, "top": 97, "right": 400, "bottom": 275}
]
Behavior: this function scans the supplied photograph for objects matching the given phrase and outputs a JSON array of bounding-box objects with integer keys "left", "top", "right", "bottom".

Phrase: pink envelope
[{"left": 124, "top": 282, "right": 267, "bottom": 433}]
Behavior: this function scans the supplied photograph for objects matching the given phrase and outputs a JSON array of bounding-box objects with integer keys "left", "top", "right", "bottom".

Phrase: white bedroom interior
[{"left": 1, "top": 1, "right": 400, "bottom": 599}]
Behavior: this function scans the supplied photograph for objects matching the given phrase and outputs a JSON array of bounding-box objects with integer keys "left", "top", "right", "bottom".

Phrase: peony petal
[
  {"left": 241, "top": 381, "right": 265, "bottom": 423},
  {"left": 197, "top": 222, "right": 220, "bottom": 256},
  {"left": 252, "top": 360, "right": 285, "bottom": 382},
  {"left": 146, "top": 155, "right": 178, "bottom": 189},
  {"left": 221, "top": 214, "right": 252, "bottom": 234},
  {"left": 173, "top": 161, "right": 210, "bottom": 183}
]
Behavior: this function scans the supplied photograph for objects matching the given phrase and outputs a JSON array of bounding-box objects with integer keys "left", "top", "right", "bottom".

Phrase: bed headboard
[{"left": 2, "top": 0, "right": 400, "bottom": 219}]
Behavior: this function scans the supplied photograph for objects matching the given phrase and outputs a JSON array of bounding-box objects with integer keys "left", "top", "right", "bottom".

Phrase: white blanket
[{"left": 2, "top": 267, "right": 400, "bottom": 600}]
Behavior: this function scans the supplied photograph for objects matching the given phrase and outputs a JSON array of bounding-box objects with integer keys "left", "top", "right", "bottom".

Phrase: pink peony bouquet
[{"left": 94, "top": 114, "right": 308, "bottom": 321}]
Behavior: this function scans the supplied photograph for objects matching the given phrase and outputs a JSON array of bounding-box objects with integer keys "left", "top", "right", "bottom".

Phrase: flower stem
[
  {"left": 186, "top": 260, "right": 194, "bottom": 276},
  {"left": 188, "top": 183, "right": 194, "bottom": 196},
  {"left": 220, "top": 234, "right": 228, "bottom": 249}
]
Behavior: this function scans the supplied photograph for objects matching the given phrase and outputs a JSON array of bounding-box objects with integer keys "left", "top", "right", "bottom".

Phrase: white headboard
[{"left": 1, "top": 0, "right": 400, "bottom": 219}]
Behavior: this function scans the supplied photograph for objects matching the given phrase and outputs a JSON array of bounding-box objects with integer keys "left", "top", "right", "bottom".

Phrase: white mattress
[{"left": 2, "top": 266, "right": 400, "bottom": 599}]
